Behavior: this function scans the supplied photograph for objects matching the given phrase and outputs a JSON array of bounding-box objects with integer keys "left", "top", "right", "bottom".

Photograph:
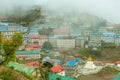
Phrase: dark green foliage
[
  {"left": 102, "top": 43, "right": 116, "bottom": 48},
  {"left": 19, "top": 8, "right": 41, "bottom": 26},
  {"left": 42, "top": 41, "right": 53, "bottom": 50},
  {"left": 39, "top": 67, "right": 50, "bottom": 80},
  {"left": 56, "top": 77, "right": 61, "bottom": 80},
  {"left": 6, "top": 7, "right": 41, "bottom": 26},
  {"left": 43, "top": 61, "right": 53, "bottom": 68},
  {"left": 1, "top": 32, "right": 23, "bottom": 63},
  {"left": 0, "top": 32, "right": 3, "bottom": 45},
  {"left": 0, "top": 32, "right": 3, "bottom": 55},
  {"left": 3, "top": 40, "right": 16, "bottom": 62},
  {"left": 75, "top": 48, "right": 102, "bottom": 59},
  {"left": 12, "top": 32, "right": 23, "bottom": 50}
]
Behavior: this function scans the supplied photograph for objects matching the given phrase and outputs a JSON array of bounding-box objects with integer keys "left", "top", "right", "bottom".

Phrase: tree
[
  {"left": 1, "top": 32, "right": 23, "bottom": 63},
  {"left": 6, "top": 7, "right": 41, "bottom": 27},
  {"left": 0, "top": 32, "right": 3, "bottom": 45},
  {"left": 0, "top": 33, "right": 4, "bottom": 64},
  {"left": 0, "top": 32, "right": 3, "bottom": 53},
  {"left": 3, "top": 40, "right": 16, "bottom": 62},
  {"left": 42, "top": 41, "right": 53, "bottom": 50},
  {"left": 12, "top": 32, "right": 23, "bottom": 50},
  {"left": 43, "top": 62, "right": 53, "bottom": 68},
  {"left": 56, "top": 78, "right": 61, "bottom": 80}
]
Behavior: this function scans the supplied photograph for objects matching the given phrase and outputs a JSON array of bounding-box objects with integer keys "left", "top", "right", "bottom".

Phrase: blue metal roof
[
  {"left": 75, "top": 37, "right": 85, "bottom": 40},
  {"left": 0, "top": 22, "right": 9, "bottom": 26},
  {"left": 23, "top": 35, "right": 31, "bottom": 38},
  {"left": 0, "top": 30, "right": 15, "bottom": 32},
  {"left": 67, "top": 61, "right": 76, "bottom": 67},
  {"left": 29, "top": 29, "right": 37, "bottom": 32},
  {"left": 74, "top": 58, "right": 80, "bottom": 62},
  {"left": 55, "top": 59, "right": 61, "bottom": 63},
  {"left": 48, "top": 35, "right": 58, "bottom": 39}
]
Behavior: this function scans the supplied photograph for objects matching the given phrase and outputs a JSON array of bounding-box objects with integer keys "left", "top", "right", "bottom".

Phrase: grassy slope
[
  {"left": 99, "top": 47, "right": 120, "bottom": 62},
  {"left": 0, "top": 65, "right": 28, "bottom": 80}
]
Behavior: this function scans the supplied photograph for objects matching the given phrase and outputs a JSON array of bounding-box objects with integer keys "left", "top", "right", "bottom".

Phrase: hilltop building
[
  {"left": 51, "top": 65, "right": 65, "bottom": 76},
  {"left": 84, "top": 57, "right": 96, "bottom": 69}
]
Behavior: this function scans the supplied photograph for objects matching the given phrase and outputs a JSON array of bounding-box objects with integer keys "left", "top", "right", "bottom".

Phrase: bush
[
  {"left": 42, "top": 41, "right": 53, "bottom": 50},
  {"left": 77, "top": 48, "right": 102, "bottom": 60},
  {"left": 0, "top": 69, "right": 18, "bottom": 80},
  {"left": 102, "top": 43, "right": 116, "bottom": 48}
]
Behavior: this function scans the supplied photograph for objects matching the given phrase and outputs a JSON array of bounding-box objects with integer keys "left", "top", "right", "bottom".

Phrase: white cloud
[
  {"left": 0, "top": 0, "right": 120, "bottom": 23},
  {"left": 38, "top": 0, "right": 120, "bottom": 23}
]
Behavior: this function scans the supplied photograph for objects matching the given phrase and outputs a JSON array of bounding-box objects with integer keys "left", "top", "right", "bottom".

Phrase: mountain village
[{"left": 0, "top": 21, "right": 120, "bottom": 80}]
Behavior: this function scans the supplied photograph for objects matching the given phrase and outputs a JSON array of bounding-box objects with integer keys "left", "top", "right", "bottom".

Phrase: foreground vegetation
[
  {"left": 0, "top": 66, "right": 29, "bottom": 80},
  {"left": 0, "top": 32, "right": 23, "bottom": 64}
]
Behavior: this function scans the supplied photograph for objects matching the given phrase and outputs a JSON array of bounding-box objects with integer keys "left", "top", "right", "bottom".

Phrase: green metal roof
[
  {"left": 49, "top": 51, "right": 56, "bottom": 54},
  {"left": 112, "top": 73, "right": 120, "bottom": 80},
  {"left": 116, "top": 34, "right": 120, "bottom": 37},
  {"left": 49, "top": 72, "right": 76, "bottom": 80},
  {"left": 16, "top": 50, "right": 40, "bottom": 55},
  {"left": 6, "top": 61, "right": 35, "bottom": 76}
]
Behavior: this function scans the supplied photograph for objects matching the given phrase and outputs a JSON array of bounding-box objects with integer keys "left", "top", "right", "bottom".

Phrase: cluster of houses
[
  {"left": 26, "top": 24, "right": 120, "bottom": 49},
  {"left": 1, "top": 21, "right": 120, "bottom": 61},
  {"left": 1, "top": 21, "right": 120, "bottom": 50},
  {"left": 1, "top": 21, "right": 120, "bottom": 78}
]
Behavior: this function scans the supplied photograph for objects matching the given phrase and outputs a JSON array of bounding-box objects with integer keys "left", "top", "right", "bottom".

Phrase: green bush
[
  {"left": 102, "top": 43, "right": 116, "bottom": 48},
  {"left": 0, "top": 69, "right": 18, "bottom": 80}
]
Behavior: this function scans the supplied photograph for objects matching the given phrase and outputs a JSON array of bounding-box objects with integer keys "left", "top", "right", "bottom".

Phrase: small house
[
  {"left": 16, "top": 50, "right": 41, "bottom": 60},
  {"left": 51, "top": 65, "right": 65, "bottom": 76},
  {"left": 115, "top": 61, "right": 120, "bottom": 67},
  {"left": 25, "top": 61, "right": 40, "bottom": 68}
]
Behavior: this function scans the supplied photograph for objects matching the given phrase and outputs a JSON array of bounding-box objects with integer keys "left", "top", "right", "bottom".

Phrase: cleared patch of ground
[{"left": 99, "top": 48, "right": 120, "bottom": 62}]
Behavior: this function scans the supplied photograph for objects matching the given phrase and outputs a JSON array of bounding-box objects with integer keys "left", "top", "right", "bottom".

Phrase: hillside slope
[{"left": 0, "top": 65, "right": 28, "bottom": 80}]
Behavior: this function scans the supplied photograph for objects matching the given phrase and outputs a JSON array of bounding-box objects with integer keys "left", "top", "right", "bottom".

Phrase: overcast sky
[
  {"left": 0, "top": 0, "right": 38, "bottom": 16},
  {"left": 0, "top": 0, "right": 120, "bottom": 23},
  {"left": 38, "top": 0, "right": 120, "bottom": 24}
]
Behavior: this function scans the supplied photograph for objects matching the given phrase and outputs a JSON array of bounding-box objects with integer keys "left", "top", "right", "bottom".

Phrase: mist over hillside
[
  {"left": 0, "top": 0, "right": 107, "bottom": 29},
  {"left": 37, "top": 8, "right": 107, "bottom": 29},
  {"left": 0, "top": 0, "right": 38, "bottom": 16}
]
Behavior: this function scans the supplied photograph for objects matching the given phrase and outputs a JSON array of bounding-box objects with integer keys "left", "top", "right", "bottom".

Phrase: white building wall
[
  {"left": 57, "top": 71, "right": 65, "bottom": 76},
  {"left": 57, "top": 39, "right": 75, "bottom": 49},
  {"left": 117, "top": 64, "right": 120, "bottom": 67}
]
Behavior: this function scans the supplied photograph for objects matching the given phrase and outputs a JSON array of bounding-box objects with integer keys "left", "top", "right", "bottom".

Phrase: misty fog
[
  {"left": 0, "top": 0, "right": 38, "bottom": 16},
  {"left": 39, "top": 0, "right": 120, "bottom": 23},
  {"left": 0, "top": 0, "right": 120, "bottom": 23}
]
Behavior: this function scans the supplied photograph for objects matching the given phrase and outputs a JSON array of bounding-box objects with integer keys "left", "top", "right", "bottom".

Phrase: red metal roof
[
  {"left": 25, "top": 61, "right": 40, "bottom": 68},
  {"left": 31, "top": 35, "right": 48, "bottom": 39},
  {"left": 32, "top": 44, "right": 39, "bottom": 48},
  {"left": 115, "top": 61, "right": 120, "bottom": 64},
  {"left": 16, "top": 55, "right": 28, "bottom": 58},
  {"left": 51, "top": 65, "right": 64, "bottom": 73},
  {"left": 25, "top": 46, "right": 34, "bottom": 49},
  {"left": 75, "top": 53, "right": 79, "bottom": 57}
]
